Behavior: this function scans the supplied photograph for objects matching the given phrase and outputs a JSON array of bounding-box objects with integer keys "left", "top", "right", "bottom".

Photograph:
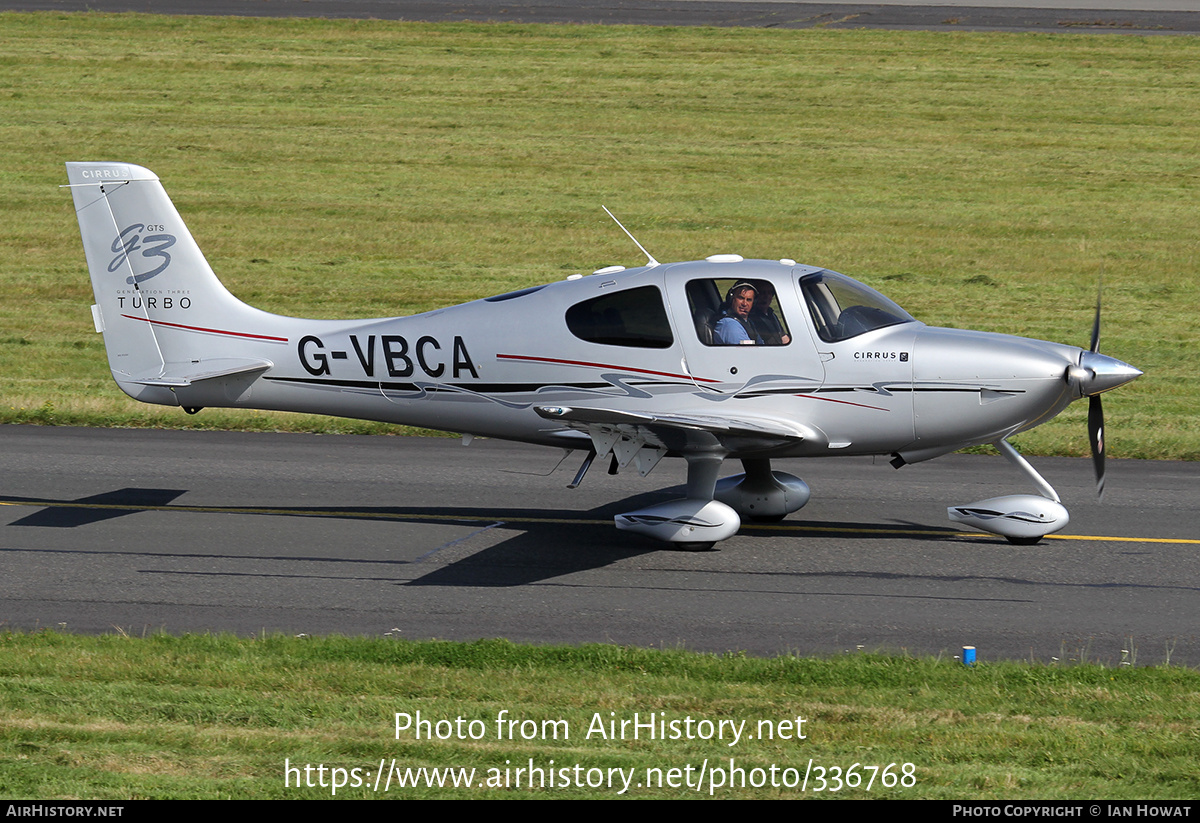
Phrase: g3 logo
[{"left": 108, "top": 224, "right": 177, "bottom": 285}]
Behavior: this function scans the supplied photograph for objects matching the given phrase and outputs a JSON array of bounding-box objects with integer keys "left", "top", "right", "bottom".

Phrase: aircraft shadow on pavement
[
  {"left": 6, "top": 486, "right": 966, "bottom": 587},
  {"left": 7, "top": 488, "right": 188, "bottom": 528}
]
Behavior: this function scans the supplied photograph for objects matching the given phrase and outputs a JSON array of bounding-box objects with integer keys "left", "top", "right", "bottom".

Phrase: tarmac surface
[
  {"left": 5, "top": 0, "right": 1199, "bottom": 34},
  {"left": 4, "top": 425, "right": 1198, "bottom": 664}
]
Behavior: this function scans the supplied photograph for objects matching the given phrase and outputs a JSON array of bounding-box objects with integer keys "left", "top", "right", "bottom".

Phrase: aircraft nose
[{"left": 1069, "top": 351, "right": 1143, "bottom": 397}]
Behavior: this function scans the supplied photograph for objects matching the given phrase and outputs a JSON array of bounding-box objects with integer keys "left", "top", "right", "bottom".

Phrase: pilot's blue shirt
[{"left": 714, "top": 316, "right": 761, "bottom": 345}]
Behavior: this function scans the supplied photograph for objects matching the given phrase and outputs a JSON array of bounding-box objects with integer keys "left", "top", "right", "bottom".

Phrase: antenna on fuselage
[{"left": 602, "top": 206, "right": 659, "bottom": 268}]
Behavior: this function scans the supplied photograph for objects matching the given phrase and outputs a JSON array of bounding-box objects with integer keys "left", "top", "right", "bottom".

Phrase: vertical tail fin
[{"left": 65, "top": 162, "right": 277, "bottom": 405}]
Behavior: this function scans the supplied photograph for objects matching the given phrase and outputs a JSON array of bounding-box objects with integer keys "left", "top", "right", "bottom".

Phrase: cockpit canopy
[
  {"left": 799, "top": 270, "right": 916, "bottom": 343},
  {"left": 556, "top": 262, "right": 917, "bottom": 350}
]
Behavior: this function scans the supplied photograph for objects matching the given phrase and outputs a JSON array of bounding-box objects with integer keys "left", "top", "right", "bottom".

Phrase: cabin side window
[
  {"left": 686, "top": 278, "right": 791, "bottom": 346},
  {"left": 565, "top": 286, "right": 674, "bottom": 348}
]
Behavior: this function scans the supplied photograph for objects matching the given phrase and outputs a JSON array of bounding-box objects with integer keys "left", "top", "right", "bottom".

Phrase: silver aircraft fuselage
[{"left": 66, "top": 162, "right": 1141, "bottom": 546}]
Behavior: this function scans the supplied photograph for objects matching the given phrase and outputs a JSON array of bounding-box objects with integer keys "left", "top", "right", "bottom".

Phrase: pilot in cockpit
[
  {"left": 713, "top": 282, "right": 762, "bottom": 345},
  {"left": 713, "top": 281, "right": 791, "bottom": 346}
]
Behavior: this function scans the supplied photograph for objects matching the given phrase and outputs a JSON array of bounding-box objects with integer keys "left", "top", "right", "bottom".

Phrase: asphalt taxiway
[
  {"left": 5, "top": 0, "right": 1199, "bottom": 34},
  {"left": 3, "top": 425, "right": 1197, "bottom": 664}
]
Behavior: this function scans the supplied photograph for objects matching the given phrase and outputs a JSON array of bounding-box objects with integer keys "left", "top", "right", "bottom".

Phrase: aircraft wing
[
  {"left": 535, "top": 404, "right": 815, "bottom": 439},
  {"left": 534, "top": 403, "right": 825, "bottom": 473}
]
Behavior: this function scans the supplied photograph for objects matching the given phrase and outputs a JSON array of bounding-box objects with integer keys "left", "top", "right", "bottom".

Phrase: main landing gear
[{"left": 615, "top": 454, "right": 811, "bottom": 547}]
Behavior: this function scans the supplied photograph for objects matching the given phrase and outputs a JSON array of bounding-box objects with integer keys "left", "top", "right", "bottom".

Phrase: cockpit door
[{"left": 665, "top": 265, "right": 826, "bottom": 396}]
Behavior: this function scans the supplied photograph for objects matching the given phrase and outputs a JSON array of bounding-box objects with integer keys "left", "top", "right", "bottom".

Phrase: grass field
[
  {"left": 0, "top": 12, "right": 1196, "bottom": 457},
  {"left": 2, "top": 632, "right": 1199, "bottom": 799}
]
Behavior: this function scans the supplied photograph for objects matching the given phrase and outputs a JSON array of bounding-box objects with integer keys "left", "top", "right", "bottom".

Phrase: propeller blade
[
  {"left": 1089, "top": 277, "right": 1102, "bottom": 353},
  {"left": 1088, "top": 394, "right": 1105, "bottom": 501}
]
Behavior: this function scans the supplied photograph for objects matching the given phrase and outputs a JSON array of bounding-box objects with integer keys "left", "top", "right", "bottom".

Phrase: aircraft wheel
[
  {"left": 674, "top": 542, "right": 717, "bottom": 552},
  {"left": 1005, "top": 535, "right": 1043, "bottom": 546},
  {"left": 749, "top": 513, "right": 787, "bottom": 523}
]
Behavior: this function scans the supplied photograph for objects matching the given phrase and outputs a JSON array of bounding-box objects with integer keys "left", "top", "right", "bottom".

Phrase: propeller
[
  {"left": 1088, "top": 282, "right": 1105, "bottom": 501},
  {"left": 1070, "top": 278, "right": 1141, "bottom": 502}
]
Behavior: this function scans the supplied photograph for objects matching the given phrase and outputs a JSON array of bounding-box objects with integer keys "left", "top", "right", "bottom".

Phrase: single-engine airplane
[{"left": 65, "top": 162, "right": 1142, "bottom": 548}]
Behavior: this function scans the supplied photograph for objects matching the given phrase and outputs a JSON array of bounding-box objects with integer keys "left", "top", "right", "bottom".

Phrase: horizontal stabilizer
[{"left": 127, "top": 358, "right": 273, "bottom": 387}]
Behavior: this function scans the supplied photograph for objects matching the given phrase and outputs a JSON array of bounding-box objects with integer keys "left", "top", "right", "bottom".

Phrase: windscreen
[{"left": 799, "top": 271, "right": 916, "bottom": 343}]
